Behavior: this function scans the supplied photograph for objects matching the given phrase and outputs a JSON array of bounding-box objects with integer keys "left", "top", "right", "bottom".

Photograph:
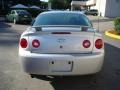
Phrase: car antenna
[
  {"left": 98, "top": 13, "right": 100, "bottom": 32},
  {"left": 98, "top": 0, "right": 101, "bottom": 32}
]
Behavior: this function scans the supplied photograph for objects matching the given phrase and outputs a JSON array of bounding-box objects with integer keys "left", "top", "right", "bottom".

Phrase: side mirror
[
  {"left": 90, "top": 21, "right": 93, "bottom": 27},
  {"left": 7, "top": 13, "right": 10, "bottom": 15}
]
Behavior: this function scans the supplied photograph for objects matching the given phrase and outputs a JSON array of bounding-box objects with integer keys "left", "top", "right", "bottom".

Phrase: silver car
[{"left": 19, "top": 11, "right": 104, "bottom": 76}]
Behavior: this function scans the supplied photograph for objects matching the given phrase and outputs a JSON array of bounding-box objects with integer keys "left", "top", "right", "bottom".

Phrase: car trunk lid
[{"left": 28, "top": 26, "right": 95, "bottom": 54}]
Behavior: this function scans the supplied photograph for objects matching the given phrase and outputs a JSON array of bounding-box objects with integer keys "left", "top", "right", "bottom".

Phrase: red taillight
[
  {"left": 83, "top": 40, "right": 91, "bottom": 48},
  {"left": 95, "top": 39, "right": 103, "bottom": 49},
  {"left": 32, "top": 39, "right": 40, "bottom": 48},
  {"left": 20, "top": 38, "right": 28, "bottom": 48}
]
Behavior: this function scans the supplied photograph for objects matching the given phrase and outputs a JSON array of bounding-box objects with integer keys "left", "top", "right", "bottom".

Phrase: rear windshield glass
[
  {"left": 90, "top": 10, "right": 98, "bottom": 12},
  {"left": 33, "top": 12, "right": 92, "bottom": 26},
  {"left": 16, "top": 11, "right": 29, "bottom": 14}
]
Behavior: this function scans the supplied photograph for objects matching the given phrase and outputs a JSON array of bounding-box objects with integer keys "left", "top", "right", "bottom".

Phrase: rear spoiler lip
[
  {"left": 31, "top": 25, "right": 96, "bottom": 32},
  {"left": 32, "top": 25, "right": 92, "bottom": 28}
]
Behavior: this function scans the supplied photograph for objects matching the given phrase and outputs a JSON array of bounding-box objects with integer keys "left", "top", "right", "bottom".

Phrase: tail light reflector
[
  {"left": 20, "top": 38, "right": 28, "bottom": 48},
  {"left": 95, "top": 39, "right": 103, "bottom": 49},
  {"left": 32, "top": 39, "right": 40, "bottom": 48},
  {"left": 83, "top": 40, "right": 91, "bottom": 48}
]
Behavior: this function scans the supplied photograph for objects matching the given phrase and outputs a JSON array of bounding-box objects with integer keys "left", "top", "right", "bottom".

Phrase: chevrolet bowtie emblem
[{"left": 57, "top": 38, "right": 66, "bottom": 43}]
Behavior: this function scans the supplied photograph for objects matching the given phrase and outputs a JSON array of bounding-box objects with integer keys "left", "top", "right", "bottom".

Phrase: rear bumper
[{"left": 19, "top": 51, "right": 104, "bottom": 76}]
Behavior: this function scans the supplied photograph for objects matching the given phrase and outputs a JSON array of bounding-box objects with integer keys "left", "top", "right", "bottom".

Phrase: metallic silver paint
[
  {"left": 19, "top": 11, "right": 104, "bottom": 75},
  {"left": 19, "top": 50, "right": 104, "bottom": 75}
]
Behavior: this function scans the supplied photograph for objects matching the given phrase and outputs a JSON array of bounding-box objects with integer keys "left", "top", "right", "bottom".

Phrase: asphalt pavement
[{"left": 0, "top": 16, "right": 120, "bottom": 90}]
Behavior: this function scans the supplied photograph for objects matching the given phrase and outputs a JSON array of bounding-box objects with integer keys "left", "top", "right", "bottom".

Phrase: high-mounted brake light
[
  {"left": 32, "top": 39, "right": 40, "bottom": 48},
  {"left": 52, "top": 32, "right": 71, "bottom": 34},
  {"left": 20, "top": 38, "right": 28, "bottom": 48},
  {"left": 95, "top": 39, "right": 103, "bottom": 49},
  {"left": 83, "top": 40, "right": 91, "bottom": 48}
]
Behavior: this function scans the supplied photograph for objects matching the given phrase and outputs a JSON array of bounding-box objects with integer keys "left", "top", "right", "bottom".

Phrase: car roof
[
  {"left": 41, "top": 11, "right": 84, "bottom": 15},
  {"left": 12, "top": 10, "right": 27, "bottom": 12}
]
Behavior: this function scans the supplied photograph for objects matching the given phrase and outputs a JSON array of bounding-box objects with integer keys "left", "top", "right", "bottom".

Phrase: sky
[{"left": 40, "top": 0, "right": 48, "bottom": 2}]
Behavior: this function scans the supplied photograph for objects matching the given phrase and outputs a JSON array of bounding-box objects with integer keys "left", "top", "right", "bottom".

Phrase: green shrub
[
  {"left": 27, "top": 9, "right": 41, "bottom": 17},
  {"left": 27, "top": 9, "right": 47, "bottom": 18},
  {"left": 114, "top": 17, "right": 120, "bottom": 34}
]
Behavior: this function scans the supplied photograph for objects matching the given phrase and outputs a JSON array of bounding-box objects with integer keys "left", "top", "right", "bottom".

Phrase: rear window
[
  {"left": 16, "top": 10, "right": 29, "bottom": 14},
  {"left": 90, "top": 10, "right": 98, "bottom": 12},
  {"left": 33, "top": 12, "right": 92, "bottom": 26}
]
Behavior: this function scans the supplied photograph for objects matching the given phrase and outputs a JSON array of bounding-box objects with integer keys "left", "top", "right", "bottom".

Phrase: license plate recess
[{"left": 50, "top": 60, "right": 73, "bottom": 72}]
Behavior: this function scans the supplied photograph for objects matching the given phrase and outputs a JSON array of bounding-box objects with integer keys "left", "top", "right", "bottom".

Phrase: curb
[{"left": 105, "top": 30, "right": 120, "bottom": 40}]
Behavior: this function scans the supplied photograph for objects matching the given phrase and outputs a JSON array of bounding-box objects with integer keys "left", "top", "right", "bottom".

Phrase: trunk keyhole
[
  {"left": 68, "top": 61, "right": 71, "bottom": 64},
  {"left": 51, "top": 61, "right": 54, "bottom": 64}
]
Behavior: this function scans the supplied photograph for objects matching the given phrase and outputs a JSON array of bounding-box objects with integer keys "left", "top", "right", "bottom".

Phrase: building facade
[
  {"left": 71, "top": 0, "right": 120, "bottom": 18},
  {"left": 71, "top": 0, "right": 96, "bottom": 10}
]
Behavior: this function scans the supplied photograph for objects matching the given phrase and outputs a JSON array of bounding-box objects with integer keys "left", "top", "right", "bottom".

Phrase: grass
[{"left": 109, "top": 30, "right": 120, "bottom": 35}]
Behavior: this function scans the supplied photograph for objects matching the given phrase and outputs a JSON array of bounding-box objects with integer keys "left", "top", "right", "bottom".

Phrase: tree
[
  {"left": 64, "top": 0, "right": 72, "bottom": 9},
  {"left": 49, "top": 0, "right": 72, "bottom": 9},
  {"left": 6, "top": 0, "right": 41, "bottom": 6}
]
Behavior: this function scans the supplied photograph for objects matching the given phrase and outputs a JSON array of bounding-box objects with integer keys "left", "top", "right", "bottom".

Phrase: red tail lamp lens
[
  {"left": 83, "top": 40, "right": 91, "bottom": 48},
  {"left": 95, "top": 39, "right": 103, "bottom": 49},
  {"left": 20, "top": 38, "right": 28, "bottom": 48},
  {"left": 32, "top": 39, "right": 40, "bottom": 48}
]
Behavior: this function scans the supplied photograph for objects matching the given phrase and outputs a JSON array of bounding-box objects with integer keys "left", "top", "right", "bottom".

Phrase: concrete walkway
[{"left": 87, "top": 16, "right": 114, "bottom": 33}]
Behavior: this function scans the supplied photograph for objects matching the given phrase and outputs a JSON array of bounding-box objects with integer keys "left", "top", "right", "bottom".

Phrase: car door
[{"left": 9, "top": 10, "right": 16, "bottom": 22}]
